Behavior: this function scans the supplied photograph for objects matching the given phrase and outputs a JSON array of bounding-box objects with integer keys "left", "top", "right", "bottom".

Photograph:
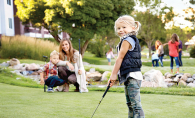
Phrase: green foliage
[
  {"left": 190, "top": 46, "right": 195, "bottom": 58},
  {"left": 87, "top": 35, "right": 110, "bottom": 57},
  {"left": 0, "top": 36, "right": 58, "bottom": 61}
]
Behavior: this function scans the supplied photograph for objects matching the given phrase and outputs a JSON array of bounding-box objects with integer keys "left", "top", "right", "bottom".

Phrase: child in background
[
  {"left": 152, "top": 52, "right": 159, "bottom": 67},
  {"left": 43, "top": 50, "right": 66, "bottom": 92},
  {"left": 107, "top": 15, "right": 144, "bottom": 118},
  {"left": 106, "top": 48, "right": 116, "bottom": 65}
]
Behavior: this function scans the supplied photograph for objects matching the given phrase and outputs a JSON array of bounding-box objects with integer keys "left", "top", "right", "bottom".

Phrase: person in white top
[
  {"left": 55, "top": 38, "right": 88, "bottom": 93},
  {"left": 155, "top": 40, "right": 164, "bottom": 67},
  {"left": 106, "top": 48, "right": 116, "bottom": 65}
]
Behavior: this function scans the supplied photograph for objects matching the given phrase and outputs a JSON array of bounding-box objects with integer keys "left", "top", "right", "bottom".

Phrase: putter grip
[{"left": 102, "top": 82, "right": 110, "bottom": 98}]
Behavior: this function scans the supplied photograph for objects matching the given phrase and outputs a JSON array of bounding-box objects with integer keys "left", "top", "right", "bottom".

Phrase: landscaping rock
[
  {"left": 173, "top": 75, "right": 181, "bottom": 82},
  {"left": 164, "top": 72, "right": 170, "bottom": 78},
  {"left": 12, "top": 64, "right": 26, "bottom": 71},
  {"left": 143, "top": 69, "right": 167, "bottom": 87},
  {"left": 141, "top": 81, "right": 158, "bottom": 87},
  {"left": 187, "top": 83, "right": 195, "bottom": 87},
  {"left": 164, "top": 78, "right": 172, "bottom": 83},
  {"left": 192, "top": 74, "right": 195, "bottom": 80},
  {"left": 184, "top": 73, "right": 192, "bottom": 78},
  {"left": 186, "top": 78, "right": 194, "bottom": 83},
  {"left": 193, "top": 80, "right": 195, "bottom": 84},
  {"left": 180, "top": 75, "right": 188, "bottom": 82},
  {"left": 166, "top": 82, "right": 176, "bottom": 87},
  {"left": 10, "top": 58, "right": 20, "bottom": 66},
  {"left": 101, "top": 71, "right": 110, "bottom": 81},
  {"left": 178, "top": 80, "right": 187, "bottom": 86},
  {"left": 86, "top": 71, "right": 102, "bottom": 81},
  {"left": 0, "top": 62, "right": 9, "bottom": 67},
  {"left": 166, "top": 74, "right": 174, "bottom": 79},
  {"left": 25, "top": 63, "right": 40, "bottom": 71},
  {"left": 89, "top": 68, "right": 95, "bottom": 73}
]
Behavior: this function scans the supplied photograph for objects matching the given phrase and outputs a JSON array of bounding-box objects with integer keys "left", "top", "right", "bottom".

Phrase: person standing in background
[
  {"left": 178, "top": 38, "right": 183, "bottom": 66},
  {"left": 155, "top": 40, "right": 164, "bottom": 67}
]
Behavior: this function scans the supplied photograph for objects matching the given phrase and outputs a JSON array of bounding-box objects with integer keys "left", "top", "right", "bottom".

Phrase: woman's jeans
[
  {"left": 178, "top": 52, "right": 182, "bottom": 66},
  {"left": 170, "top": 56, "right": 179, "bottom": 69},
  {"left": 124, "top": 77, "right": 145, "bottom": 118},
  {"left": 159, "top": 54, "right": 164, "bottom": 67}
]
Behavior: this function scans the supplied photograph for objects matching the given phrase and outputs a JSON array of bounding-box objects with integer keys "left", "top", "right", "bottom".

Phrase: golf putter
[{"left": 91, "top": 82, "right": 111, "bottom": 118}]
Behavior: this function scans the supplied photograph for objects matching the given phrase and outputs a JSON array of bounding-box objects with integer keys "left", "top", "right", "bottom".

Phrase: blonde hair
[
  {"left": 59, "top": 38, "right": 76, "bottom": 63},
  {"left": 114, "top": 15, "right": 141, "bottom": 35},
  {"left": 50, "top": 50, "right": 59, "bottom": 57}
]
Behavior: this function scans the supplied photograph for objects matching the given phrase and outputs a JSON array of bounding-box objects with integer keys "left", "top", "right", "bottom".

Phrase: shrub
[
  {"left": 0, "top": 35, "right": 59, "bottom": 61},
  {"left": 189, "top": 45, "right": 195, "bottom": 58}
]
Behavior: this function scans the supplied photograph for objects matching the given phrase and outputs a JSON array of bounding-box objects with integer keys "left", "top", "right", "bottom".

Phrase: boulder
[
  {"left": 193, "top": 80, "right": 195, "bottom": 84},
  {"left": 143, "top": 69, "right": 167, "bottom": 87},
  {"left": 178, "top": 80, "right": 187, "bottom": 86},
  {"left": 10, "top": 58, "right": 20, "bottom": 66},
  {"left": 166, "top": 74, "right": 174, "bottom": 79},
  {"left": 192, "top": 74, "right": 195, "bottom": 80},
  {"left": 101, "top": 71, "right": 110, "bottom": 81},
  {"left": 86, "top": 71, "right": 102, "bottom": 81},
  {"left": 12, "top": 64, "right": 26, "bottom": 71},
  {"left": 141, "top": 81, "right": 158, "bottom": 87},
  {"left": 164, "top": 72, "right": 170, "bottom": 78},
  {"left": 173, "top": 75, "right": 182, "bottom": 82},
  {"left": 186, "top": 78, "right": 194, "bottom": 83},
  {"left": 184, "top": 73, "right": 192, "bottom": 78},
  {"left": 25, "top": 63, "right": 40, "bottom": 71},
  {"left": 180, "top": 75, "right": 188, "bottom": 82},
  {"left": 164, "top": 78, "right": 173, "bottom": 83},
  {"left": 187, "top": 83, "right": 195, "bottom": 88}
]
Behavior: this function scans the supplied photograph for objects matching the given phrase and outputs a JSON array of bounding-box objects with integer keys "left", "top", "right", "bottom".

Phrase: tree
[
  {"left": 134, "top": 10, "right": 166, "bottom": 56},
  {"left": 15, "top": 0, "right": 135, "bottom": 55},
  {"left": 133, "top": 0, "right": 174, "bottom": 56}
]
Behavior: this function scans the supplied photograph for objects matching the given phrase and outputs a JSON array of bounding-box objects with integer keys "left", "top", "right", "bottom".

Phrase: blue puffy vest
[{"left": 117, "top": 35, "right": 142, "bottom": 82}]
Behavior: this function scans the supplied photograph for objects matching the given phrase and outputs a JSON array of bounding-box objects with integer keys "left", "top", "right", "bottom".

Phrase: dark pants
[
  {"left": 170, "top": 56, "right": 179, "bottom": 69},
  {"left": 45, "top": 76, "right": 65, "bottom": 88},
  {"left": 178, "top": 52, "right": 182, "bottom": 66},
  {"left": 58, "top": 66, "right": 79, "bottom": 90},
  {"left": 152, "top": 59, "right": 159, "bottom": 67}
]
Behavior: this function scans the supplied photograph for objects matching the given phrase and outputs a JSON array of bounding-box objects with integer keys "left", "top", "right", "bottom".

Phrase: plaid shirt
[{"left": 43, "top": 62, "right": 58, "bottom": 80}]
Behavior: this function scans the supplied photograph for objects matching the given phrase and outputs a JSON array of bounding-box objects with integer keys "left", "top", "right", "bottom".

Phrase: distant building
[{"left": 0, "top": 0, "right": 69, "bottom": 39}]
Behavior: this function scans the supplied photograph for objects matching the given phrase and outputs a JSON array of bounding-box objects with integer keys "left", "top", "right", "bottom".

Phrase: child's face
[
  {"left": 116, "top": 21, "right": 134, "bottom": 37},
  {"left": 50, "top": 55, "right": 59, "bottom": 65}
]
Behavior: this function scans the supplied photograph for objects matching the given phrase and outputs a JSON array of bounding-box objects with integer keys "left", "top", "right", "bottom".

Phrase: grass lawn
[{"left": 0, "top": 83, "right": 195, "bottom": 118}]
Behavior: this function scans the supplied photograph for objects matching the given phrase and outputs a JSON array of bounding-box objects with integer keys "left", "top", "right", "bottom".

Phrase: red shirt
[
  {"left": 43, "top": 62, "right": 58, "bottom": 80},
  {"left": 168, "top": 41, "right": 179, "bottom": 57}
]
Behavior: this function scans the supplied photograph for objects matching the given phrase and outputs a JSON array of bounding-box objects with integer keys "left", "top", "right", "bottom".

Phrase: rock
[
  {"left": 186, "top": 78, "right": 194, "bottom": 83},
  {"left": 10, "top": 58, "right": 20, "bottom": 66},
  {"left": 166, "top": 82, "right": 176, "bottom": 87},
  {"left": 166, "top": 74, "right": 174, "bottom": 79},
  {"left": 164, "top": 78, "right": 172, "bottom": 83},
  {"left": 89, "top": 68, "right": 95, "bottom": 73},
  {"left": 173, "top": 75, "right": 182, "bottom": 82},
  {"left": 178, "top": 80, "right": 187, "bottom": 86},
  {"left": 0, "top": 62, "right": 9, "bottom": 67},
  {"left": 86, "top": 71, "right": 102, "bottom": 81},
  {"left": 180, "top": 75, "right": 188, "bottom": 82},
  {"left": 12, "top": 64, "right": 26, "bottom": 71},
  {"left": 25, "top": 63, "right": 40, "bottom": 71},
  {"left": 164, "top": 72, "right": 170, "bottom": 78},
  {"left": 187, "top": 83, "right": 195, "bottom": 87},
  {"left": 193, "top": 80, "right": 195, "bottom": 84},
  {"left": 184, "top": 73, "right": 192, "bottom": 78},
  {"left": 192, "top": 74, "right": 195, "bottom": 80},
  {"left": 101, "top": 71, "right": 110, "bottom": 81},
  {"left": 141, "top": 81, "right": 158, "bottom": 87},
  {"left": 143, "top": 69, "right": 167, "bottom": 87}
]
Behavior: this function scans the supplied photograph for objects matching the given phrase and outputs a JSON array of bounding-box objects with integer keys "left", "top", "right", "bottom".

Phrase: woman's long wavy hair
[
  {"left": 155, "top": 40, "right": 162, "bottom": 50},
  {"left": 171, "top": 33, "right": 179, "bottom": 43},
  {"left": 59, "top": 38, "right": 76, "bottom": 63}
]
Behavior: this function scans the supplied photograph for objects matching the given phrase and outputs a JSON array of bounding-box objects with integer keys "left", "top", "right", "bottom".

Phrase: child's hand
[
  {"left": 107, "top": 74, "right": 117, "bottom": 87},
  {"left": 67, "top": 62, "right": 74, "bottom": 70}
]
